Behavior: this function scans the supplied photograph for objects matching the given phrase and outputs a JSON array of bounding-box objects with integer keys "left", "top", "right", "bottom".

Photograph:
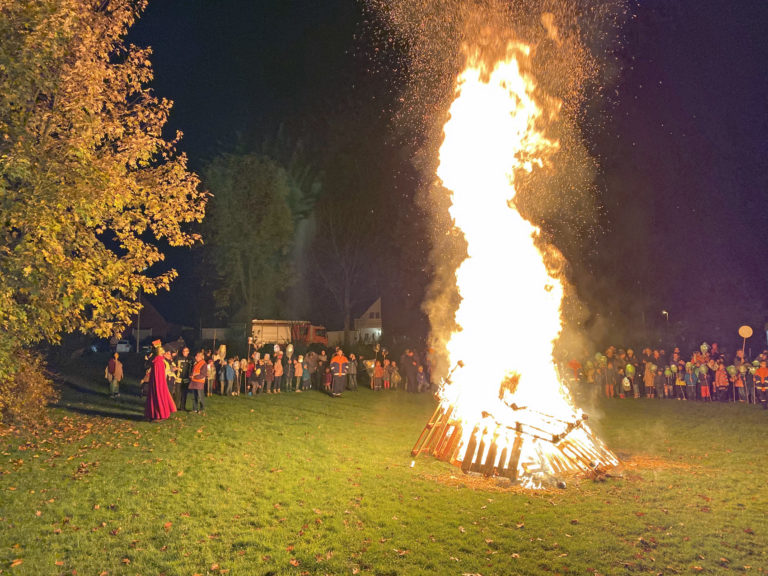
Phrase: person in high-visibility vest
[
  {"left": 754, "top": 360, "right": 768, "bottom": 410},
  {"left": 189, "top": 351, "right": 207, "bottom": 413}
]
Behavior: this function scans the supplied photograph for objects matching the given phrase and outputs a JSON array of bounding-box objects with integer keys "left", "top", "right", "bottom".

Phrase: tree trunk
[{"left": 343, "top": 280, "right": 351, "bottom": 346}]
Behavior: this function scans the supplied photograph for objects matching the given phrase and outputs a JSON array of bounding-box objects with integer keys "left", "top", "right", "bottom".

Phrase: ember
[{"left": 414, "top": 43, "right": 618, "bottom": 488}]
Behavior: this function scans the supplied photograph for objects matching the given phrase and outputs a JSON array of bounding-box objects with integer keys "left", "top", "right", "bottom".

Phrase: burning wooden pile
[{"left": 412, "top": 379, "right": 619, "bottom": 488}]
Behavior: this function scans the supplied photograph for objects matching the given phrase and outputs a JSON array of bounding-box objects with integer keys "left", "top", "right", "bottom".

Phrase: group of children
[
  {"left": 576, "top": 342, "right": 768, "bottom": 407},
  {"left": 139, "top": 342, "right": 436, "bottom": 407},
  {"left": 196, "top": 345, "right": 362, "bottom": 396}
]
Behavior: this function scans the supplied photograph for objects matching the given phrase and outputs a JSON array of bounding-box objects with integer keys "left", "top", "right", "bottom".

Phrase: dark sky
[
  {"left": 130, "top": 0, "right": 358, "bottom": 164},
  {"left": 129, "top": 0, "right": 768, "bottom": 352},
  {"left": 588, "top": 0, "right": 768, "bottom": 349}
]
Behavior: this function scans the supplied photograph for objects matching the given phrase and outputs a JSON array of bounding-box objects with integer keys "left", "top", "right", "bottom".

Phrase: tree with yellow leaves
[{"left": 0, "top": 0, "right": 207, "bottom": 421}]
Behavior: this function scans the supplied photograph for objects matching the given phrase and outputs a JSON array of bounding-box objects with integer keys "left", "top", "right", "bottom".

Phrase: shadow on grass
[
  {"left": 55, "top": 403, "right": 146, "bottom": 421},
  {"left": 51, "top": 370, "right": 147, "bottom": 422}
]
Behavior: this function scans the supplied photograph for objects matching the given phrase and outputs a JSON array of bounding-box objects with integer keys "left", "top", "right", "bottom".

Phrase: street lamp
[{"left": 661, "top": 310, "right": 669, "bottom": 324}]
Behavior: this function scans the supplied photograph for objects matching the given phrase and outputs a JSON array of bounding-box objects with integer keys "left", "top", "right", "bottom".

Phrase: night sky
[{"left": 129, "top": 0, "right": 768, "bottom": 353}]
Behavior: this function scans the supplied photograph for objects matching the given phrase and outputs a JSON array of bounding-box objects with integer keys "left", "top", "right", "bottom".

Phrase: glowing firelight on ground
[{"left": 413, "top": 43, "right": 617, "bottom": 488}]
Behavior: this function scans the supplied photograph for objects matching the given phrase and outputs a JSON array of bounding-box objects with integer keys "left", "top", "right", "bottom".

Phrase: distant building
[
  {"left": 125, "top": 297, "right": 175, "bottom": 342},
  {"left": 327, "top": 298, "right": 382, "bottom": 346}
]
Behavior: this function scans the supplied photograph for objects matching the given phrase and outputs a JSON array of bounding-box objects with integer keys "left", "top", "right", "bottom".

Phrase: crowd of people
[
  {"left": 572, "top": 342, "right": 768, "bottom": 408},
  {"left": 105, "top": 340, "right": 435, "bottom": 421}
]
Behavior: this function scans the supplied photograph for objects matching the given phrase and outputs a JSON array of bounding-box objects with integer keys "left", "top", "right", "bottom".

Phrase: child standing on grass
[
  {"left": 105, "top": 352, "right": 124, "bottom": 400},
  {"left": 654, "top": 366, "right": 665, "bottom": 399},
  {"left": 416, "top": 365, "right": 427, "bottom": 393},
  {"left": 684, "top": 363, "right": 697, "bottom": 400},
  {"left": 264, "top": 354, "right": 275, "bottom": 394},
  {"left": 273, "top": 352, "right": 284, "bottom": 393},
  {"left": 383, "top": 358, "right": 392, "bottom": 390},
  {"left": 223, "top": 358, "right": 236, "bottom": 396},
  {"left": 698, "top": 365, "right": 711, "bottom": 401},
  {"left": 620, "top": 369, "right": 631, "bottom": 399},
  {"left": 301, "top": 355, "right": 311, "bottom": 390},
  {"left": 348, "top": 353, "right": 358, "bottom": 391},
  {"left": 293, "top": 355, "right": 303, "bottom": 392},
  {"left": 239, "top": 358, "right": 248, "bottom": 395},
  {"left": 254, "top": 358, "right": 265, "bottom": 394},
  {"left": 674, "top": 368, "right": 686, "bottom": 399},
  {"left": 373, "top": 360, "right": 384, "bottom": 390},
  {"left": 206, "top": 354, "right": 215, "bottom": 397},
  {"left": 390, "top": 361, "right": 402, "bottom": 390},
  {"left": 323, "top": 365, "right": 333, "bottom": 393}
]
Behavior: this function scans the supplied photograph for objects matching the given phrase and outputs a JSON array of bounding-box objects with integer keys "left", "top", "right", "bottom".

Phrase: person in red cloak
[{"left": 145, "top": 340, "right": 177, "bottom": 421}]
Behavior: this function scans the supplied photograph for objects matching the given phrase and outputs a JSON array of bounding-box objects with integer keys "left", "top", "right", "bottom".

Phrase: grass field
[{"left": 2, "top": 356, "right": 768, "bottom": 575}]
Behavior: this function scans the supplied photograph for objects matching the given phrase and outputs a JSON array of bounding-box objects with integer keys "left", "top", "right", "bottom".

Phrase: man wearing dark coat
[
  {"left": 404, "top": 349, "right": 419, "bottom": 393},
  {"left": 175, "top": 346, "right": 192, "bottom": 410}
]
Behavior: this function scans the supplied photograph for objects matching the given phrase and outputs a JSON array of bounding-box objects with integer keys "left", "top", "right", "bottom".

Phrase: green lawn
[{"left": 2, "top": 357, "right": 768, "bottom": 575}]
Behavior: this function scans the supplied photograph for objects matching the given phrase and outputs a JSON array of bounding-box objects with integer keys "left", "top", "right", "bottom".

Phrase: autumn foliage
[
  {"left": 0, "top": 0, "right": 207, "bottom": 417},
  {"left": 0, "top": 350, "right": 57, "bottom": 426}
]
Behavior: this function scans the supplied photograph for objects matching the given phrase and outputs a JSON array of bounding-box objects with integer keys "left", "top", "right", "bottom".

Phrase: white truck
[{"left": 251, "top": 319, "right": 327, "bottom": 348}]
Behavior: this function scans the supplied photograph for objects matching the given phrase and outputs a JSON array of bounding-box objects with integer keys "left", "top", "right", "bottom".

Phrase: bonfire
[{"left": 413, "top": 43, "right": 618, "bottom": 489}]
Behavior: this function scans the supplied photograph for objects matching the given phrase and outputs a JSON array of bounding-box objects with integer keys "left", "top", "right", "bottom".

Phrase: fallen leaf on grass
[
  {"left": 163, "top": 522, "right": 172, "bottom": 531},
  {"left": 289, "top": 558, "right": 300, "bottom": 567},
  {"left": 458, "top": 526, "right": 466, "bottom": 533},
  {"left": 10, "top": 558, "right": 23, "bottom": 567}
]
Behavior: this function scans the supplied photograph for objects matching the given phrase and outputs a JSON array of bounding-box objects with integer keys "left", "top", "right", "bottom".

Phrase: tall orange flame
[{"left": 421, "top": 43, "right": 617, "bottom": 488}]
